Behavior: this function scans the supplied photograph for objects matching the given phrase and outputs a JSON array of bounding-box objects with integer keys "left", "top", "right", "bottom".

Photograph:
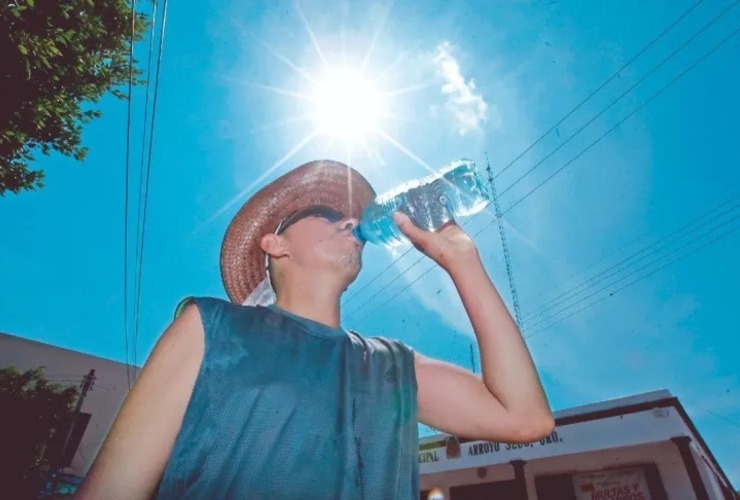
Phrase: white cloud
[{"left": 433, "top": 41, "right": 490, "bottom": 135}]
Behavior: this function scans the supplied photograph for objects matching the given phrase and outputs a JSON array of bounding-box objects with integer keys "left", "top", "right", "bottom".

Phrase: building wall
[
  {"left": 693, "top": 444, "right": 730, "bottom": 499},
  {"left": 421, "top": 460, "right": 514, "bottom": 495},
  {"left": 421, "top": 441, "right": 700, "bottom": 500},
  {"left": 525, "top": 441, "right": 694, "bottom": 500},
  {"left": 0, "top": 333, "right": 130, "bottom": 476},
  {"left": 419, "top": 407, "right": 692, "bottom": 476}
]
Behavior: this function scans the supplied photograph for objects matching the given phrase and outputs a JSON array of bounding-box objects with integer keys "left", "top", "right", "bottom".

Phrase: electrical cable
[
  {"left": 341, "top": 1, "right": 727, "bottom": 308},
  {"left": 523, "top": 222, "right": 740, "bottom": 338},
  {"left": 132, "top": 0, "right": 158, "bottom": 379},
  {"left": 133, "top": 0, "right": 170, "bottom": 379},
  {"left": 346, "top": 23, "right": 740, "bottom": 325},
  {"left": 123, "top": 0, "right": 138, "bottom": 390},
  {"left": 523, "top": 196, "right": 739, "bottom": 321}
]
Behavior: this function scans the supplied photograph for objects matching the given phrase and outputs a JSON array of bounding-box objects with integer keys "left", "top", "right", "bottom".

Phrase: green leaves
[
  {"left": 0, "top": 365, "right": 78, "bottom": 489},
  {"left": 1, "top": 0, "right": 150, "bottom": 195}
]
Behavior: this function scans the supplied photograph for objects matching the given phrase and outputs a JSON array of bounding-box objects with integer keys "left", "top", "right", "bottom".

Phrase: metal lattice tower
[{"left": 485, "top": 154, "right": 524, "bottom": 328}]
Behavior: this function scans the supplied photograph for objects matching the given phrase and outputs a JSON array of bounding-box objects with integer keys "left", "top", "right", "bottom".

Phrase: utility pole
[
  {"left": 485, "top": 154, "right": 524, "bottom": 328},
  {"left": 40, "top": 369, "right": 95, "bottom": 498},
  {"left": 61, "top": 369, "right": 96, "bottom": 460}
]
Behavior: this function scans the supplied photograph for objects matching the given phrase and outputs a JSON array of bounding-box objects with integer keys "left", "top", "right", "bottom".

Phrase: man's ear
[{"left": 260, "top": 233, "right": 289, "bottom": 259}]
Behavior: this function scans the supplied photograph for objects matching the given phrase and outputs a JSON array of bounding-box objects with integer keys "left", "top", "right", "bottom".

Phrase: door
[{"left": 450, "top": 480, "right": 521, "bottom": 500}]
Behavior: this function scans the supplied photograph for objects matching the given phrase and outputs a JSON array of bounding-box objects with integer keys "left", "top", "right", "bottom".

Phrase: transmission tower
[{"left": 485, "top": 154, "right": 524, "bottom": 327}]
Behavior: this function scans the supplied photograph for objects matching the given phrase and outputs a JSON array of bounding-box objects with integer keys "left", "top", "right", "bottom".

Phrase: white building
[
  {"left": 0, "top": 331, "right": 130, "bottom": 478},
  {"left": 419, "top": 391, "right": 736, "bottom": 500}
]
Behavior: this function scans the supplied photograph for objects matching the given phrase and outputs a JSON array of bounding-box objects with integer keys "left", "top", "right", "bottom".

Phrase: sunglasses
[
  {"left": 273, "top": 204, "right": 346, "bottom": 235},
  {"left": 264, "top": 205, "right": 348, "bottom": 277}
]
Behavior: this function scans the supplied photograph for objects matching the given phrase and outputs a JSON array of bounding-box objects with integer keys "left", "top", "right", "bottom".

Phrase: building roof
[
  {"left": 551, "top": 389, "right": 673, "bottom": 420},
  {"left": 0, "top": 331, "right": 134, "bottom": 369},
  {"left": 419, "top": 389, "right": 674, "bottom": 446}
]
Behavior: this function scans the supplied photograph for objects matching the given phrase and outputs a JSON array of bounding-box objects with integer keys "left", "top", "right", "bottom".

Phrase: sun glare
[
  {"left": 310, "top": 69, "right": 384, "bottom": 143},
  {"left": 212, "top": 17, "right": 441, "bottom": 221}
]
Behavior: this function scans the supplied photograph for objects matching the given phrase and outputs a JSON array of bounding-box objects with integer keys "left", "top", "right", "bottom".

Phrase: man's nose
[{"left": 339, "top": 217, "right": 359, "bottom": 231}]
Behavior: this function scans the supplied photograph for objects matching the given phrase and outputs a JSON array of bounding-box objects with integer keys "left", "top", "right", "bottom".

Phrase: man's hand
[{"left": 392, "top": 212, "right": 477, "bottom": 272}]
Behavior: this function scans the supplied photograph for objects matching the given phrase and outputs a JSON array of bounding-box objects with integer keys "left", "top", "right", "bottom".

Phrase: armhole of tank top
[
  {"left": 186, "top": 297, "right": 219, "bottom": 373},
  {"left": 385, "top": 337, "right": 419, "bottom": 404},
  {"left": 406, "top": 342, "right": 419, "bottom": 403},
  {"left": 349, "top": 331, "right": 419, "bottom": 395},
  {"left": 394, "top": 339, "right": 418, "bottom": 398},
  {"left": 159, "top": 296, "right": 216, "bottom": 496}
]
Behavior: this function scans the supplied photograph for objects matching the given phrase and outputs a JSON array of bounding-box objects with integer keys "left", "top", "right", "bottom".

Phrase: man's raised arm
[{"left": 393, "top": 213, "right": 554, "bottom": 442}]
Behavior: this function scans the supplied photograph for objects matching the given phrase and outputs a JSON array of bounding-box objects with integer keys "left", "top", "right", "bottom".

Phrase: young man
[{"left": 76, "top": 160, "right": 553, "bottom": 499}]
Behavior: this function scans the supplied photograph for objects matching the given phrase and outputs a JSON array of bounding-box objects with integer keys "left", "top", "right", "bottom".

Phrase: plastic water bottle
[{"left": 354, "top": 158, "right": 491, "bottom": 247}]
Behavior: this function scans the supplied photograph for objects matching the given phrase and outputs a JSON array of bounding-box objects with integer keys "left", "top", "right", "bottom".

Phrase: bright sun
[{"left": 310, "top": 69, "right": 384, "bottom": 143}]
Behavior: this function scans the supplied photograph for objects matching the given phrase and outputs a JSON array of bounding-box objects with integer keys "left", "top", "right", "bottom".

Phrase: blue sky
[{"left": 2, "top": 0, "right": 739, "bottom": 486}]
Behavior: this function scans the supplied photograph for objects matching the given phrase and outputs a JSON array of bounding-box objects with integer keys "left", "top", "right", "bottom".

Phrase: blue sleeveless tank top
[{"left": 155, "top": 297, "right": 419, "bottom": 499}]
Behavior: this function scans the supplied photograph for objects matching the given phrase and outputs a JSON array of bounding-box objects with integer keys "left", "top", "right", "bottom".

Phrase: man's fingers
[{"left": 393, "top": 212, "right": 427, "bottom": 244}]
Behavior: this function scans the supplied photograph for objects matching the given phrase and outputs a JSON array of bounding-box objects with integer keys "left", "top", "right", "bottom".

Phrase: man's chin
[{"left": 337, "top": 253, "right": 361, "bottom": 281}]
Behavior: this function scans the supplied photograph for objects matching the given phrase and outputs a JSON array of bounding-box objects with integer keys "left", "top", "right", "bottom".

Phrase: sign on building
[{"left": 573, "top": 467, "right": 651, "bottom": 500}]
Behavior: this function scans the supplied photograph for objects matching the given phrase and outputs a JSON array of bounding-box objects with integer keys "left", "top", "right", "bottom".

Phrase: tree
[
  {"left": 0, "top": 366, "right": 79, "bottom": 496},
  {"left": 0, "top": 0, "right": 148, "bottom": 195}
]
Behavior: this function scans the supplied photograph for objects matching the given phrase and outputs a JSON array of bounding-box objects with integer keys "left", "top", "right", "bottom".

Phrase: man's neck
[{"left": 274, "top": 284, "right": 343, "bottom": 329}]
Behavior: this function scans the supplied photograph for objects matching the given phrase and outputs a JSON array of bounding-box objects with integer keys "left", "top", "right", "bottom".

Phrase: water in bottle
[{"left": 355, "top": 158, "right": 491, "bottom": 247}]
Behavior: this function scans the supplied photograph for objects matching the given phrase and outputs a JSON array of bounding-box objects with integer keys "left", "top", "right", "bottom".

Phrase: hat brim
[{"left": 220, "top": 159, "right": 376, "bottom": 304}]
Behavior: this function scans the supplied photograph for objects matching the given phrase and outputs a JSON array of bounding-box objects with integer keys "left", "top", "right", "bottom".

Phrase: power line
[
  {"left": 348, "top": 207, "right": 740, "bottom": 328},
  {"left": 350, "top": 260, "right": 438, "bottom": 326},
  {"left": 123, "top": 0, "right": 138, "bottom": 390},
  {"left": 521, "top": 227, "right": 668, "bottom": 307},
  {"left": 345, "top": 253, "right": 425, "bottom": 319},
  {"left": 345, "top": 201, "right": 499, "bottom": 316},
  {"left": 344, "top": 214, "right": 482, "bottom": 310},
  {"left": 45, "top": 380, "right": 84, "bottom": 386},
  {"left": 342, "top": 1, "right": 724, "bottom": 310},
  {"left": 343, "top": 247, "right": 415, "bottom": 307},
  {"left": 490, "top": 0, "right": 706, "bottom": 183},
  {"left": 498, "top": 0, "right": 739, "bottom": 199},
  {"left": 133, "top": 0, "right": 170, "bottom": 380},
  {"left": 698, "top": 407, "right": 740, "bottom": 431},
  {"left": 481, "top": 22, "right": 740, "bottom": 234},
  {"left": 135, "top": 6, "right": 158, "bottom": 234},
  {"left": 523, "top": 222, "right": 740, "bottom": 339},
  {"left": 523, "top": 211, "right": 740, "bottom": 331},
  {"left": 523, "top": 196, "right": 739, "bottom": 322},
  {"left": 133, "top": 0, "right": 159, "bottom": 378},
  {"left": 347, "top": 23, "right": 740, "bottom": 325}
]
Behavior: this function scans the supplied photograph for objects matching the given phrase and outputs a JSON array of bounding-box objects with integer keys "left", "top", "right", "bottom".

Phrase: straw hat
[{"left": 220, "top": 159, "right": 376, "bottom": 304}]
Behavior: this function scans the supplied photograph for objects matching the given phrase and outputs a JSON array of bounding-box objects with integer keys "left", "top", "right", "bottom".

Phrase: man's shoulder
[
  {"left": 175, "top": 296, "right": 263, "bottom": 319},
  {"left": 348, "top": 330, "right": 415, "bottom": 354}
]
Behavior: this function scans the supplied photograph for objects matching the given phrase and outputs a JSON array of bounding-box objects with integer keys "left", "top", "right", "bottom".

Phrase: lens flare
[{"left": 310, "top": 69, "right": 383, "bottom": 143}]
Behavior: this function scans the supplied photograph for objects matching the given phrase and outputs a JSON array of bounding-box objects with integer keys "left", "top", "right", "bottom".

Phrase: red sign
[{"left": 573, "top": 467, "right": 651, "bottom": 500}]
